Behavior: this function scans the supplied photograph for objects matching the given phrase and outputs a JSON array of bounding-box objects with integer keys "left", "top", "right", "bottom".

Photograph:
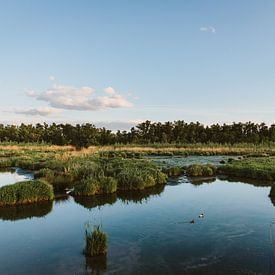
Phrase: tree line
[{"left": 0, "top": 121, "right": 275, "bottom": 148}]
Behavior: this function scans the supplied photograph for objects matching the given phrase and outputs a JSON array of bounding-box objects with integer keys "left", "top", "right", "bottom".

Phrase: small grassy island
[{"left": 0, "top": 180, "right": 54, "bottom": 206}]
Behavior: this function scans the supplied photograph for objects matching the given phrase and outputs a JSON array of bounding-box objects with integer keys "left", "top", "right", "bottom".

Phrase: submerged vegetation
[
  {"left": 0, "top": 180, "right": 54, "bottom": 206},
  {"left": 84, "top": 224, "right": 107, "bottom": 257}
]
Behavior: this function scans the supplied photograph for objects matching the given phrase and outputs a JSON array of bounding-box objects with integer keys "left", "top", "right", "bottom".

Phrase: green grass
[
  {"left": 162, "top": 166, "right": 183, "bottom": 177},
  {"left": 218, "top": 157, "right": 275, "bottom": 181},
  {"left": 0, "top": 180, "right": 54, "bottom": 206},
  {"left": 84, "top": 224, "right": 107, "bottom": 257},
  {"left": 186, "top": 164, "right": 217, "bottom": 177}
]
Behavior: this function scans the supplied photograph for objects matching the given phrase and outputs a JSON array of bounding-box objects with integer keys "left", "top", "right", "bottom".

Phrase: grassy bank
[{"left": 218, "top": 157, "right": 275, "bottom": 181}]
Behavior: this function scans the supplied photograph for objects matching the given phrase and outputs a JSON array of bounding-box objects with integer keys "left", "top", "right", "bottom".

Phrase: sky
[{"left": 0, "top": 0, "right": 275, "bottom": 130}]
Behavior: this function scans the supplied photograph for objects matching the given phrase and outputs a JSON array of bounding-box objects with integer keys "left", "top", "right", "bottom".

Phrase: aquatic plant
[
  {"left": 0, "top": 180, "right": 54, "bottom": 206},
  {"left": 84, "top": 224, "right": 107, "bottom": 257}
]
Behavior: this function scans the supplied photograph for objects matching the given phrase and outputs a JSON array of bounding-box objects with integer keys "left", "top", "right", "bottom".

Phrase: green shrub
[
  {"left": 74, "top": 178, "right": 100, "bottom": 196},
  {"left": 99, "top": 177, "right": 117, "bottom": 193},
  {"left": 186, "top": 164, "right": 216, "bottom": 177},
  {"left": 163, "top": 166, "right": 182, "bottom": 177},
  {"left": 84, "top": 225, "right": 107, "bottom": 257},
  {"left": 0, "top": 180, "right": 54, "bottom": 206}
]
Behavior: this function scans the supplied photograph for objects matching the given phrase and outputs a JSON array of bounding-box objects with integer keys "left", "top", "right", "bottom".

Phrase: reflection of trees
[
  {"left": 54, "top": 194, "right": 69, "bottom": 205},
  {"left": 0, "top": 201, "right": 53, "bottom": 221},
  {"left": 74, "top": 184, "right": 165, "bottom": 209},
  {"left": 74, "top": 194, "right": 117, "bottom": 209},
  {"left": 189, "top": 177, "right": 216, "bottom": 186},
  {"left": 118, "top": 184, "right": 165, "bottom": 204},
  {"left": 269, "top": 186, "right": 275, "bottom": 207},
  {"left": 218, "top": 175, "right": 273, "bottom": 187},
  {"left": 85, "top": 255, "right": 107, "bottom": 275}
]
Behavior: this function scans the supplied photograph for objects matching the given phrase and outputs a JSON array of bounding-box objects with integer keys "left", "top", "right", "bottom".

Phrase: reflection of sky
[
  {"left": 0, "top": 177, "right": 274, "bottom": 274},
  {"left": 0, "top": 169, "right": 33, "bottom": 187}
]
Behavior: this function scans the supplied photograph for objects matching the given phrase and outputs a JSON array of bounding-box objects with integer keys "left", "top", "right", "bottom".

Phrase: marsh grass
[
  {"left": 218, "top": 157, "right": 275, "bottom": 181},
  {"left": 84, "top": 224, "right": 107, "bottom": 257},
  {"left": 186, "top": 164, "right": 217, "bottom": 177},
  {"left": 0, "top": 180, "right": 54, "bottom": 206}
]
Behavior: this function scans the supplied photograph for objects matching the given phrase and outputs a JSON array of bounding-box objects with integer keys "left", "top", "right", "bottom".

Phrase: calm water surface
[
  {"left": 0, "top": 168, "right": 33, "bottom": 187},
  {"left": 0, "top": 157, "right": 274, "bottom": 275}
]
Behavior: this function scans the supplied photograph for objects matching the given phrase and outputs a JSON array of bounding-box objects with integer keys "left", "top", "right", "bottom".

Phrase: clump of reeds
[
  {"left": 162, "top": 166, "right": 183, "bottom": 177},
  {"left": 0, "top": 180, "right": 54, "bottom": 206},
  {"left": 186, "top": 164, "right": 217, "bottom": 177},
  {"left": 84, "top": 224, "right": 107, "bottom": 257}
]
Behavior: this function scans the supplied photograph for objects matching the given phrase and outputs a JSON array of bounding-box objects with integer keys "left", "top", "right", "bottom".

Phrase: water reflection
[
  {"left": 118, "top": 184, "right": 164, "bottom": 204},
  {"left": 188, "top": 177, "right": 216, "bottom": 186},
  {"left": 0, "top": 167, "right": 33, "bottom": 187},
  {"left": 0, "top": 201, "right": 53, "bottom": 221},
  {"left": 74, "top": 194, "right": 117, "bottom": 209},
  {"left": 85, "top": 255, "right": 107, "bottom": 275},
  {"left": 74, "top": 185, "right": 165, "bottom": 210}
]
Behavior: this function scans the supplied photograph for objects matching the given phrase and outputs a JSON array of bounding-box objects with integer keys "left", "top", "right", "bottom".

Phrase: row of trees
[{"left": 0, "top": 121, "right": 275, "bottom": 148}]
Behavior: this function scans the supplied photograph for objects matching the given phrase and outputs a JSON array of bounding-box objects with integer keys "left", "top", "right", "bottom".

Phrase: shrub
[
  {"left": 74, "top": 178, "right": 100, "bottom": 196},
  {"left": 84, "top": 225, "right": 107, "bottom": 257},
  {"left": 186, "top": 164, "right": 216, "bottom": 177},
  {"left": 0, "top": 180, "right": 54, "bottom": 206},
  {"left": 162, "top": 166, "right": 182, "bottom": 177},
  {"left": 74, "top": 177, "right": 117, "bottom": 196},
  {"left": 99, "top": 177, "right": 117, "bottom": 193}
]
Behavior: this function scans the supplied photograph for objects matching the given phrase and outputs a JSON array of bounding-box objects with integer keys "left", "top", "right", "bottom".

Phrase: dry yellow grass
[{"left": 1, "top": 144, "right": 275, "bottom": 158}]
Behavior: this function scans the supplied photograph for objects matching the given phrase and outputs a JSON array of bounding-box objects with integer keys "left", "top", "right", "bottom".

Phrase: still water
[
  {"left": 0, "top": 157, "right": 274, "bottom": 275},
  {"left": 0, "top": 168, "right": 33, "bottom": 187}
]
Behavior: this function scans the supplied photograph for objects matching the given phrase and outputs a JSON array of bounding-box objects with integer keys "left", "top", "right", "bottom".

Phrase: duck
[
  {"left": 65, "top": 187, "right": 74, "bottom": 195},
  {"left": 198, "top": 213, "right": 204, "bottom": 218},
  {"left": 190, "top": 219, "right": 195, "bottom": 224}
]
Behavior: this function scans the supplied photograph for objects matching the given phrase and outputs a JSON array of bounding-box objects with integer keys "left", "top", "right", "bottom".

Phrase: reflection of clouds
[{"left": 0, "top": 169, "right": 33, "bottom": 187}]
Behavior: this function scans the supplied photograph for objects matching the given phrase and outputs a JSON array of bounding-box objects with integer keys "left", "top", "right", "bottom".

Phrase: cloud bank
[
  {"left": 14, "top": 107, "right": 61, "bottom": 117},
  {"left": 28, "top": 85, "right": 133, "bottom": 111}
]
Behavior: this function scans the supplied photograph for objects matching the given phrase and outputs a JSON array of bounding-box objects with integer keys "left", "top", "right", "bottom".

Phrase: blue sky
[{"left": 0, "top": 0, "right": 275, "bottom": 130}]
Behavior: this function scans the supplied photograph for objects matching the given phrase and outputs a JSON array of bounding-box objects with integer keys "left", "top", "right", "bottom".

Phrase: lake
[{"left": 0, "top": 156, "right": 274, "bottom": 274}]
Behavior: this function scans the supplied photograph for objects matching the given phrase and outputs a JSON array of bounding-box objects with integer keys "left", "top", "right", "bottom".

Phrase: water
[
  {"left": 0, "top": 157, "right": 274, "bottom": 274},
  {"left": 0, "top": 168, "right": 33, "bottom": 187},
  {"left": 147, "top": 155, "right": 239, "bottom": 167}
]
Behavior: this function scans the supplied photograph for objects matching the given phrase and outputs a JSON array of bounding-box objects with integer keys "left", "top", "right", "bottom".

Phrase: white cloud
[
  {"left": 104, "top": 87, "right": 116, "bottom": 95},
  {"left": 14, "top": 107, "right": 61, "bottom": 117},
  {"left": 29, "top": 84, "right": 133, "bottom": 111},
  {"left": 25, "top": 90, "right": 37, "bottom": 97},
  {"left": 49, "top": 75, "right": 55, "bottom": 81},
  {"left": 200, "top": 26, "right": 216, "bottom": 33}
]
